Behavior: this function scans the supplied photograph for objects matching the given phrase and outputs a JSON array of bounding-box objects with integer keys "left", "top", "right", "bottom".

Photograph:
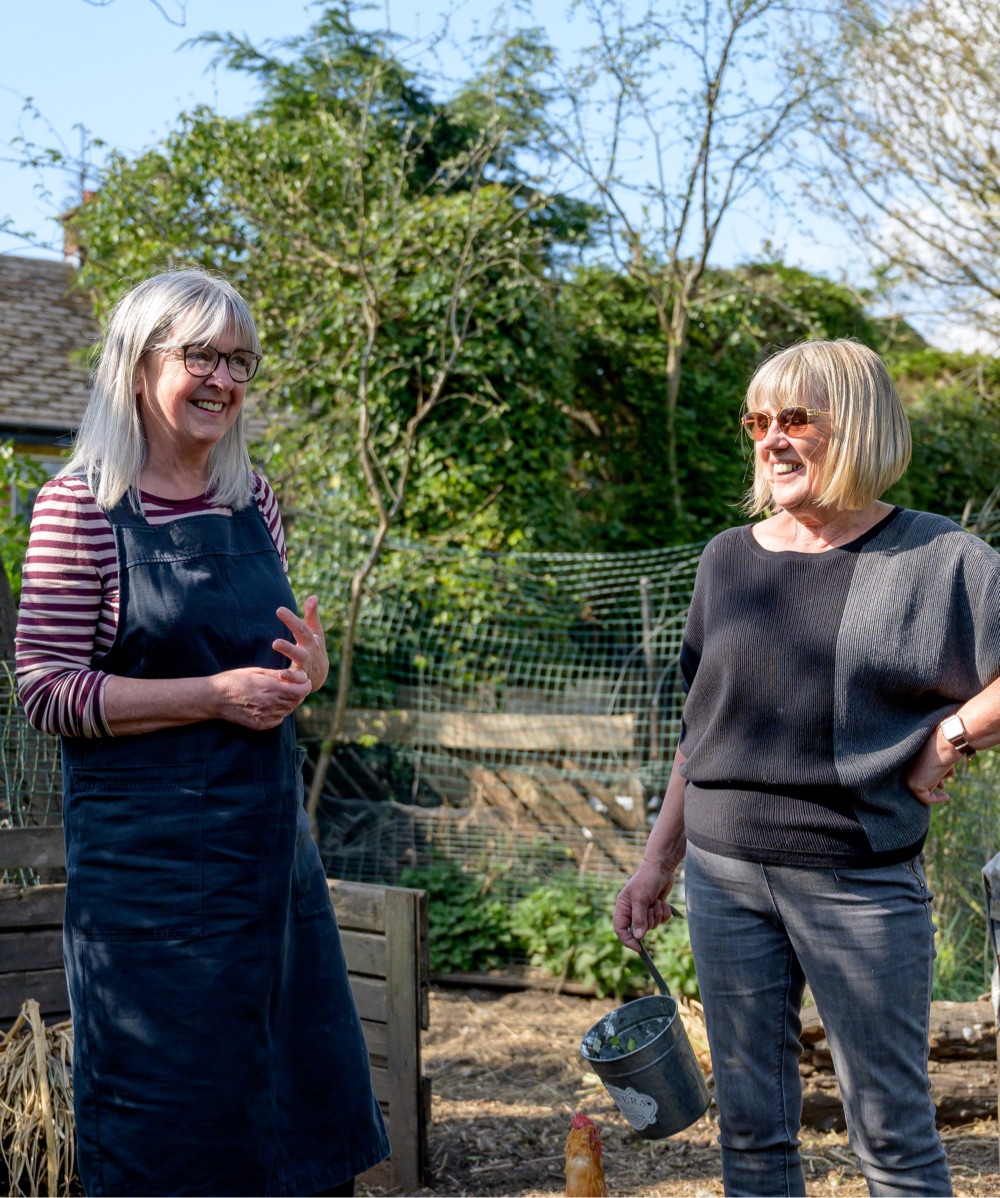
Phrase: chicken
[{"left": 565, "top": 1112, "right": 608, "bottom": 1197}]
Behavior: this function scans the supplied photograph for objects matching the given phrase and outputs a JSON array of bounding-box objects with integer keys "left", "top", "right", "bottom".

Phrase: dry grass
[{"left": 0, "top": 1001, "right": 75, "bottom": 1198}]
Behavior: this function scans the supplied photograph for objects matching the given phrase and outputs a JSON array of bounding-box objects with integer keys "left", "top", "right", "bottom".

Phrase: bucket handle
[{"left": 630, "top": 923, "right": 673, "bottom": 997}]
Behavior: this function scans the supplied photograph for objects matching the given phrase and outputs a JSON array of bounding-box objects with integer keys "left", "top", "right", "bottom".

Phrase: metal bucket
[{"left": 580, "top": 932, "right": 711, "bottom": 1139}]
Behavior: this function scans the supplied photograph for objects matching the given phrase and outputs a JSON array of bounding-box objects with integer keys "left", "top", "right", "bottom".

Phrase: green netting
[
  {"left": 0, "top": 663, "right": 64, "bottom": 885},
  {"left": 286, "top": 517, "right": 706, "bottom": 888}
]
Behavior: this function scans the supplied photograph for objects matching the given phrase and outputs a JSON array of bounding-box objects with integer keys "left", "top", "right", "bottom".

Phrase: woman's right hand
[
  {"left": 214, "top": 666, "right": 312, "bottom": 730},
  {"left": 614, "top": 858, "right": 681, "bottom": 952}
]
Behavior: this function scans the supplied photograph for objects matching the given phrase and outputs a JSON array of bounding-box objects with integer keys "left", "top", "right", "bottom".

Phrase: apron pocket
[
  {"left": 66, "top": 763, "right": 206, "bottom": 941},
  {"left": 294, "top": 802, "right": 332, "bottom": 917}
]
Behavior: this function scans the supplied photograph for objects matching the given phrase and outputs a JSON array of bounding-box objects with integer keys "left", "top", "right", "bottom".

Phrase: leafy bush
[
  {"left": 0, "top": 445, "right": 48, "bottom": 602},
  {"left": 400, "top": 862, "right": 516, "bottom": 974},
  {"left": 510, "top": 879, "right": 698, "bottom": 1000},
  {"left": 402, "top": 862, "right": 701, "bottom": 1000},
  {"left": 924, "top": 757, "right": 1000, "bottom": 1001}
]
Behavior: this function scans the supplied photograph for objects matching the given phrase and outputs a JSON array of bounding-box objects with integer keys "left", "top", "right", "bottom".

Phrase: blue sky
[{"left": 1, "top": 0, "right": 911, "bottom": 338}]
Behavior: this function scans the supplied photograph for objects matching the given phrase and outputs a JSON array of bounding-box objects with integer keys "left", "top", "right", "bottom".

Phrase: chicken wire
[
  {"left": 0, "top": 664, "right": 64, "bottom": 885},
  {"left": 286, "top": 519, "right": 705, "bottom": 887}
]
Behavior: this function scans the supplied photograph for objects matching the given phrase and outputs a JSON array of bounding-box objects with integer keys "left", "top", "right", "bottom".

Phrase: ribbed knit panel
[
  {"left": 834, "top": 510, "right": 1000, "bottom": 851},
  {"left": 679, "top": 509, "right": 1000, "bottom": 864}
]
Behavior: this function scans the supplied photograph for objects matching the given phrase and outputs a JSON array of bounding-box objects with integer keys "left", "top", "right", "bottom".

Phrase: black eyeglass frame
[
  {"left": 741, "top": 407, "right": 827, "bottom": 441},
  {"left": 164, "top": 343, "right": 263, "bottom": 383}
]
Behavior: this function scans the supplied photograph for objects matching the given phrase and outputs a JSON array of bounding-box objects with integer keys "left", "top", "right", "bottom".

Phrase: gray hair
[
  {"left": 62, "top": 269, "right": 262, "bottom": 509},
  {"left": 743, "top": 339, "right": 911, "bottom": 516}
]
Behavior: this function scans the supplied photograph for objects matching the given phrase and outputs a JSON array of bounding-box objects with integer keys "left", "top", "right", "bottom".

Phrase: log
[
  {"left": 298, "top": 706, "right": 635, "bottom": 752},
  {"left": 799, "top": 1001, "right": 998, "bottom": 1129},
  {"left": 801, "top": 1001, "right": 996, "bottom": 1063},
  {"left": 801, "top": 1058, "right": 998, "bottom": 1131}
]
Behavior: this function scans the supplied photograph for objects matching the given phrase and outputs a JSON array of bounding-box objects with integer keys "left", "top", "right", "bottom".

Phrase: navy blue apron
[{"left": 60, "top": 495, "right": 389, "bottom": 1197}]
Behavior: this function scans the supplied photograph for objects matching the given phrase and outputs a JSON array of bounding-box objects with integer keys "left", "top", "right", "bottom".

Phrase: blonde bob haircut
[
  {"left": 62, "top": 269, "right": 262, "bottom": 510},
  {"left": 744, "top": 339, "right": 911, "bottom": 517}
]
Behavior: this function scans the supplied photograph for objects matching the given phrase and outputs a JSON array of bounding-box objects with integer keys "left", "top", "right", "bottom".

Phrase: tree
[
  {"left": 549, "top": 0, "right": 830, "bottom": 534},
  {"left": 809, "top": 0, "right": 1000, "bottom": 342},
  {"left": 561, "top": 261, "right": 894, "bottom": 547},
  {"left": 68, "top": 4, "right": 587, "bottom": 816},
  {"left": 81, "top": 0, "right": 187, "bottom": 24}
]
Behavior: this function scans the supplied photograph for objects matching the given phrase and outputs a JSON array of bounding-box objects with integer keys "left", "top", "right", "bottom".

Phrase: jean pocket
[
  {"left": 906, "top": 854, "right": 930, "bottom": 897},
  {"left": 66, "top": 763, "right": 206, "bottom": 941}
]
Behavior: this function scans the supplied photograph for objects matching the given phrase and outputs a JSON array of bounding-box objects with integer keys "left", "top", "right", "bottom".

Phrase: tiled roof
[
  {"left": 0, "top": 257, "right": 271, "bottom": 443},
  {"left": 0, "top": 256, "right": 98, "bottom": 437}
]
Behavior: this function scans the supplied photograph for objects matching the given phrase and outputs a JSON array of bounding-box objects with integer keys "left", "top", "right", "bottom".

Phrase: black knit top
[{"left": 678, "top": 508, "right": 1000, "bottom": 867}]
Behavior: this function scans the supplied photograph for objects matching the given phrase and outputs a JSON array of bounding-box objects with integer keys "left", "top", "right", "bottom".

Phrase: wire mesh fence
[
  {"left": 0, "top": 664, "right": 64, "bottom": 885},
  {"left": 287, "top": 520, "right": 706, "bottom": 890}
]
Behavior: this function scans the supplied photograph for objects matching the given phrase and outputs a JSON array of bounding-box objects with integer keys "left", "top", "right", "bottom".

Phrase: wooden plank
[
  {"left": 328, "top": 879, "right": 386, "bottom": 934},
  {"left": 0, "top": 929, "right": 63, "bottom": 973},
  {"left": 542, "top": 773, "right": 642, "bottom": 874},
  {"left": 0, "top": 886, "right": 66, "bottom": 928},
  {"left": 370, "top": 1062, "right": 392, "bottom": 1106},
  {"left": 300, "top": 707, "right": 635, "bottom": 752},
  {"left": 0, "top": 969, "right": 70, "bottom": 1025},
  {"left": 385, "top": 886, "right": 423, "bottom": 1192},
  {"left": 348, "top": 975, "right": 388, "bottom": 1024},
  {"left": 341, "top": 930, "right": 387, "bottom": 979},
  {"left": 500, "top": 770, "right": 577, "bottom": 828},
  {"left": 359, "top": 1018, "right": 388, "bottom": 1060},
  {"left": 466, "top": 767, "right": 551, "bottom": 839},
  {"left": 416, "top": 888, "right": 430, "bottom": 1032},
  {"left": 0, "top": 827, "right": 66, "bottom": 871},
  {"left": 358, "top": 1161, "right": 393, "bottom": 1191}
]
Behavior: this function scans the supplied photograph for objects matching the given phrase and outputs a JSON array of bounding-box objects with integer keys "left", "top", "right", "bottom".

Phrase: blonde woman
[
  {"left": 16, "top": 270, "right": 388, "bottom": 1196},
  {"left": 615, "top": 340, "right": 1000, "bottom": 1196}
]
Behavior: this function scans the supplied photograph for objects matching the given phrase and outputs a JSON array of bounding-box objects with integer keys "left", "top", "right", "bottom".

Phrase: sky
[{"left": 0, "top": 0, "right": 960, "bottom": 347}]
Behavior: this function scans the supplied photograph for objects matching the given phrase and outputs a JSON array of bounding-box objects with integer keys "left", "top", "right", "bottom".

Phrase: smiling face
[
  {"left": 754, "top": 397, "right": 833, "bottom": 517},
  {"left": 136, "top": 326, "right": 247, "bottom": 471}
]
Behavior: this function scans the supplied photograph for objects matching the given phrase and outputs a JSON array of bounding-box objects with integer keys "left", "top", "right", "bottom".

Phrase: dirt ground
[{"left": 381, "top": 985, "right": 1000, "bottom": 1198}]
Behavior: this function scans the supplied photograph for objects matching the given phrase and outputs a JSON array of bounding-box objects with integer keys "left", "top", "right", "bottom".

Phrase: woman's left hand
[
  {"left": 274, "top": 596, "right": 330, "bottom": 694},
  {"left": 905, "top": 727, "right": 957, "bottom": 805}
]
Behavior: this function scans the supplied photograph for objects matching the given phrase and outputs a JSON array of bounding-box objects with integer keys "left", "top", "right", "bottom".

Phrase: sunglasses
[{"left": 741, "top": 407, "right": 827, "bottom": 441}]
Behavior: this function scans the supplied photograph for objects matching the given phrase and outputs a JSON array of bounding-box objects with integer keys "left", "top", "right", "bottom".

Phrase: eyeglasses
[
  {"left": 166, "top": 344, "right": 262, "bottom": 383},
  {"left": 741, "top": 407, "right": 827, "bottom": 441}
]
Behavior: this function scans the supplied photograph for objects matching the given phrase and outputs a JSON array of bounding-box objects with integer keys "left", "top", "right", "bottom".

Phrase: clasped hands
[{"left": 219, "top": 596, "right": 329, "bottom": 731}]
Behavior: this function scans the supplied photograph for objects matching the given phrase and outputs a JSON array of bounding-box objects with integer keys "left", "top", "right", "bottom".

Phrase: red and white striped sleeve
[
  {"left": 14, "top": 476, "right": 117, "bottom": 738},
  {"left": 15, "top": 474, "right": 288, "bottom": 739},
  {"left": 254, "top": 473, "right": 288, "bottom": 573}
]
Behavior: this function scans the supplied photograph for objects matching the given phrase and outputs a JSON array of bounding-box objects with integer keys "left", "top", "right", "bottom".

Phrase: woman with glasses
[
  {"left": 15, "top": 269, "right": 389, "bottom": 1196},
  {"left": 614, "top": 339, "right": 1000, "bottom": 1196}
]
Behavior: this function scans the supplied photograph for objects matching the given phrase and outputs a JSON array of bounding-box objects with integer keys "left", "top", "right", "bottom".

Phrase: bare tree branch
[{"left": 80, "top": 0, "right": 187, "bottom": 25}]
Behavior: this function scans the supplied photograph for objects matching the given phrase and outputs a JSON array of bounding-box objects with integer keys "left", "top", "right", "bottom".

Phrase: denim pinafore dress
[{"left": 59, "top": 495, "right": 389, "bottom": 1197}]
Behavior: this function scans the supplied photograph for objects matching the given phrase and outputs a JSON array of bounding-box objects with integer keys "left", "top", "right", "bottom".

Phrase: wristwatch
[{"left": 940, "top": 714, "right": 976, "bottom": 759}]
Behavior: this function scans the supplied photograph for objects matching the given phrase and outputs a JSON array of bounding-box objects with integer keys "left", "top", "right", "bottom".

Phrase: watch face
[{"left": 941, "top": 716, "right": 964, "bottom": 741}]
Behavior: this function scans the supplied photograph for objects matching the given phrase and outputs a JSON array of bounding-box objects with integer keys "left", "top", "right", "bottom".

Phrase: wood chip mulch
[{"left": 364, "top": 985, "right": 1000, "bottom": 1197}]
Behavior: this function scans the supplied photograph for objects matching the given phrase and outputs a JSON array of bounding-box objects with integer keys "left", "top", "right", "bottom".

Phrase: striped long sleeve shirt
[{"left": 15, "top": 473, "right": 287, "bottom": 739}]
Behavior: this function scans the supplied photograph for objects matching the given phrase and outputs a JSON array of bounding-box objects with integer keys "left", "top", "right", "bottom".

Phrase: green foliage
[
  {"left": 0, "top": 446, "right": 49, "bottom": 602},
  {"left": 883, "top": 349, "right": 1000, "bottom": 520},
  {"left": 69, "top": 3, "right": 584, "bottom": 566},
  {"left": 399, "top": 862, "right": 699, "bottom": 1000},
  {"left": 924, "top": 755, "right": 1000, "bottom": 1002},
  {"left": 509, "top": 879, "right": 695, "bottom": 1000},
  {"left": 560, "top": 261, "right": 904, "bottom": 548},
  {"left": 399, "top": 862, "right": 516, "bottom": 974}
]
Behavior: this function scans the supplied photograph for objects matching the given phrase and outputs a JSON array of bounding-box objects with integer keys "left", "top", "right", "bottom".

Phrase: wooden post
[
  {"left": 640, "top": 576, "right": 659, "bottom": 764},
  {"left": 385, "top": 887, "right": 423, "bottom": 1193},
  {"left": 0, "top": 557, "right": 16, "bottom": 663}
]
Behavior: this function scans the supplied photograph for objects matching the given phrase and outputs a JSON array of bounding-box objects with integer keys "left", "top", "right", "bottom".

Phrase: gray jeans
[{"left": 685, "top": 842, "right": 952, "bottom": 1197}]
